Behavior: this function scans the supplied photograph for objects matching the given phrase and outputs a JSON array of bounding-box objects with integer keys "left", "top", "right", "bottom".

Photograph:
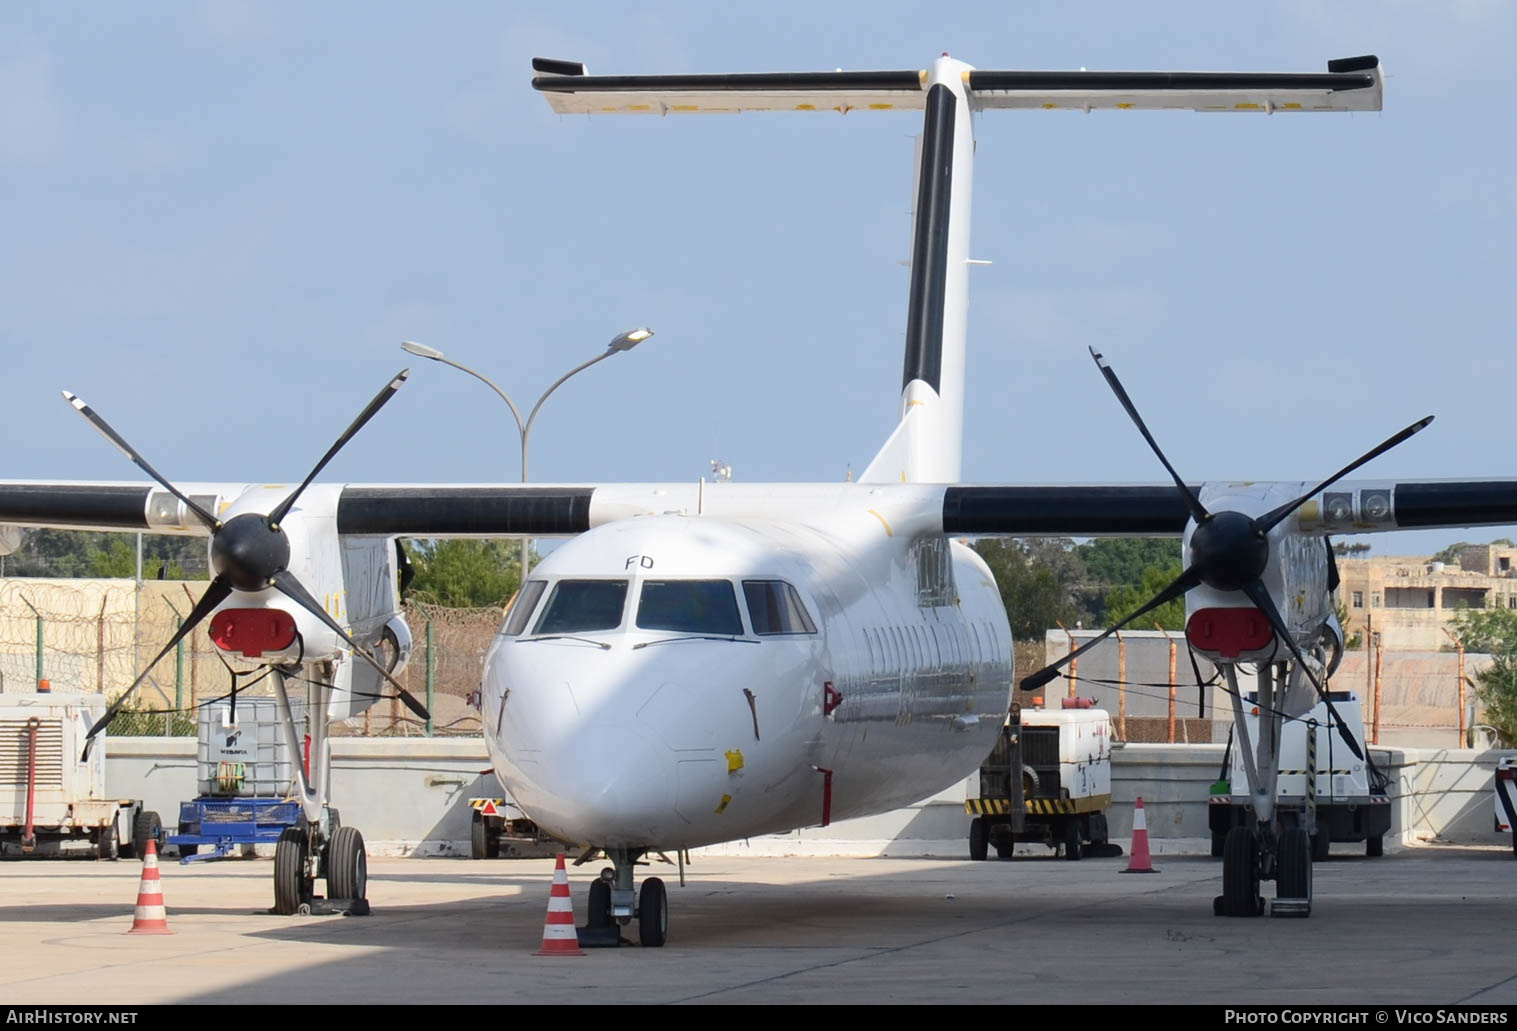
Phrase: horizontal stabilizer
[{"left": 968, "top": 56, "right": 1381, "bottom": 112}]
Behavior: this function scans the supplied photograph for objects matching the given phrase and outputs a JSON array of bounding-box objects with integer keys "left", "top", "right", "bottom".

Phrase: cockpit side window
[
  {"left": 636, "top": 580, "right": 743, "bottom": 636},
  {"left": 502, "top": 580, "right": 547, "bottom": 636},
  {"left": 742, "top": 580, "right": 818, "bottom": 635},
  {"left": 534, "top": 580, "right": 628, "bottom": 634}
]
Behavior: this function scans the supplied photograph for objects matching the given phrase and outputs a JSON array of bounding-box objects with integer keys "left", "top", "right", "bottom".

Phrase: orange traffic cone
[
  {"left": 1121, "top": 796, "right": 1158, "bottom": 874},
  {"left": 127, "top": 838, "right": 173, "bottom": 934},
  {"left": 534, "top": 853, "right": 583, "bottom": 956}
]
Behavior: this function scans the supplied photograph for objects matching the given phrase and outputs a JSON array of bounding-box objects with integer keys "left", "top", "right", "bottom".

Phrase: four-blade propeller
[
  {"left": 1020, "top": 348, "right": 1434, "bottom": 761},
  {"left": 67, "top": 369, "right": 430, "bottom": 755}
]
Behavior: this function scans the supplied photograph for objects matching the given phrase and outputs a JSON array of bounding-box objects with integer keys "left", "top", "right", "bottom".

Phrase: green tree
[
  {"left": 1105, "top": 561, "right": 1186, "bottom": 631},
  {"left": 402, "top": 539, "right": 527, "bottom": 608},
  {"left": 972, "top": 539, "right": 1089, "bottom": 642},
  {"left": 1450, "top": 607, "right": 1517, "bottom": 745},
  {"left": 1076, "top": 537, "right": 1181, "bottom": 587}
]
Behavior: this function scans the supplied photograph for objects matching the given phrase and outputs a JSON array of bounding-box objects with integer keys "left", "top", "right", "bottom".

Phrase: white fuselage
[{"left": 480, "top": 513, "right": 1012, "bottom": 849}]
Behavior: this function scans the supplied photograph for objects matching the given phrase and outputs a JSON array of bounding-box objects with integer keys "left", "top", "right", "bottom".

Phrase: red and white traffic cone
[
  {"left": 127, "top": 838, "right": 173, "bottom": 934},
  {"left": 534, "top": 853, "right": 583, "bottom": 956},
  {"left": 1122, "top": 796, "right": 1158, "bottom": 874}
]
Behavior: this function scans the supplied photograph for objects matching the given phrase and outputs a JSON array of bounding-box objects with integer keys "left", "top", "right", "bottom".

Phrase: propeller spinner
[
  {"left": 64, "top": 369, "right": 430, "bottom": 755},
  {"left": 1020, "top": 348, "right": 1434, "bottom": 761}
]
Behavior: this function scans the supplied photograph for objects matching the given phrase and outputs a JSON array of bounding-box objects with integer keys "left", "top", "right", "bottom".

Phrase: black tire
[
  {"left": 131, "top": 810, "right": 163, "bottom": 861},
  {"left": 587, "top": 879, "right": 612, "bottom": 929},
  {"left": 1063, "top": 819, "right": 1082, "bottom": 861},
  {"left": 1311, "top": 830, "right": 1331, "bottom": 863},
  {"left": 470, "top": 812, "right": 489, "bottom": 860},
  {"left": 96, "top": 818, "right": 118, "bottom": 862},
  {"left": 328, "top": 826, "right": 367, "bottom": 901},
  {"left": 1277, "top": 827, "right": 1312, "bottom": 907},
  {"left": 178, "top": 844, "right": 199, "bottom": 858},
  {"left": 995, "top": 841, "right": 1016, "bottom": 859},
  {"left": 968, "top": 818, "right": 988, "bottom": 861},
  {"left": 1211, "top": 828, "right": 1227, "bottom": 859},
  {"left": 274, "top": 826, "right": 311, "bottom": 916},
  {"left": 638, "top": 877, "right": 668, "bottom": 948},
  {"left": 1220, "top": 827, "right": 1261, "bottom": 918},
  {"left": 1366, "top": 834, "right": 1383, "bottom": 857},
  {"left": 1089, "top": 812, "right": 1109, "bottom": 846}
]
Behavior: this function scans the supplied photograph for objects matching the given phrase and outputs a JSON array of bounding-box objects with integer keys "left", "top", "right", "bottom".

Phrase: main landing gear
[
  {"left": 578, "top": 847, "right": 668, "bottom": 947},
  {"left": 268, "top": 666, "right": 370, "bottom": 916},
  {"left": 1214, "top": 661, "right": 1316, "bottom": 919}
]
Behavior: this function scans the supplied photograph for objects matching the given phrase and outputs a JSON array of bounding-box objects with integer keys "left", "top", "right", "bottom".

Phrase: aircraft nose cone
[{"left": 514, "top": 720, "right": 676, "bottom": 847}]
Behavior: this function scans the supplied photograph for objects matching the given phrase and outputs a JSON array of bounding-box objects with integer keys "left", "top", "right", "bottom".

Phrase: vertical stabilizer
[{"left": 862, "top": 56, "right": 975, "bottom": 484}]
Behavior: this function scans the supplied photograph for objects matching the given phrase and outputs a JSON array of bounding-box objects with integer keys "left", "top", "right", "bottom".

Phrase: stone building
[{"left": 1336, "top": 543, "right": 1517, "bottom": 651}]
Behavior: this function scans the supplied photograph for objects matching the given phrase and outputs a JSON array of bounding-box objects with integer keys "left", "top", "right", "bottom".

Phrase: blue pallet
[{"left": 168, "top": 797, "right": 303, "bottom": 864}]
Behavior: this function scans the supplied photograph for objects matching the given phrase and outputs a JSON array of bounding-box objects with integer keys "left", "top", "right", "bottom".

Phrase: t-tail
[{"left": 532, "top": 53, "right": 1382, "bottom": 484}]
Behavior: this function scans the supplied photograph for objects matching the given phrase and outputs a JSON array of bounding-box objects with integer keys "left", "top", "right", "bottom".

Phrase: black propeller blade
[
  {"left": 271, "top": 570, "right": 430, "bottom": 721},
  {"left": 82, "top": 576, "right": 233, "bottom": 757},
  {"left": 1089, "top": 347, "right": 1209, "bottom": 524},
  {"left": 267, "top": 369, "right": 410, "bottom": 528},
  {"left": 1253, "top": 415, "right": 1434, "bottom": 533},
  {"left": 1238, "top": 579, "right": 1364, "bottom": 761},
  {"left": 1020, "top": 349, "right": 1432, "bottom": 729},
  {"left": 62, "top": 391, "right": 221, "bottom": 530},
  {"left": 1021, "top": 566, "right": 1202, "bottom": 692},
  {"left": 67, "top": 369, "right": 425, "bottom": 723}
]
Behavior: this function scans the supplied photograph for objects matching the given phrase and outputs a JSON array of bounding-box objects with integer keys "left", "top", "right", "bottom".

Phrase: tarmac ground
[{"left": 0, "top": 844, "right": 1514, "bottom": 1005}]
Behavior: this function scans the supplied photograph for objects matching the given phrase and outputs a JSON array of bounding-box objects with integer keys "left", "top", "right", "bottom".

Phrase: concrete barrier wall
[{"left": 103, "top": 738, "right": 1517, "bottom": 857}]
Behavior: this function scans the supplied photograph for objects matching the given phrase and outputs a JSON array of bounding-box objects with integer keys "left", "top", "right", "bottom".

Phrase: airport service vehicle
[
  {"left": 9, "top": 48, "right": 1517, "bottom": 939},
  {"left": 0, "top": 692, "right": 162, "bottom": 859},
  {"left": 467, "top": 796, "right": 559, "bottom": 859},
  {"left": 1209, "top": 692, "right": 1390, "bottom": 861},
  {"left": 1497, "top": 757, "right": 1517, "bottom": 859},
  {"left": 966, "top": 702, "right": 1120, "bottom": 861}
]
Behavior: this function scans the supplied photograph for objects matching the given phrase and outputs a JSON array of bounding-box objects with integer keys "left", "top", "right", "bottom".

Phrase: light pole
[{"left": 401, "top": 328, "right": 652, "bottom": 579}]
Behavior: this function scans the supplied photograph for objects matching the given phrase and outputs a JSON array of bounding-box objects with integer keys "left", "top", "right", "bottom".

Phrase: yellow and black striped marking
[
  {"left": 468, "top": 798, "right": 506, "bottom": 810},
  {"left": 966, "top": 794, "right": 1112, "bottom": 816},
  {"left": 1278, "top": 770, "right": 1353, "bottom": 776}
]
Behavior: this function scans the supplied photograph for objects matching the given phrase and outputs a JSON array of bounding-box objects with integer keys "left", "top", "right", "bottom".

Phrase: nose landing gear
[{"left": 577, "top": 848, "right": 669, "bottom": 948}]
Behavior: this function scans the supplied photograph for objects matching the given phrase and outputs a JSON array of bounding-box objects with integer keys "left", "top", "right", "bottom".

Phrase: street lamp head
[
  {"left": 608, "top": 327, "right": 654, "bottom": 353},
  {"left": 401, "top": 340, "right": 446, "bottom": 361}
]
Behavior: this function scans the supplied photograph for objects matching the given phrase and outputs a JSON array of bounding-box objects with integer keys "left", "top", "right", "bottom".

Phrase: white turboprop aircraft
[{"left": 5, "top": 52, "right": 1515, "bottom": 942}]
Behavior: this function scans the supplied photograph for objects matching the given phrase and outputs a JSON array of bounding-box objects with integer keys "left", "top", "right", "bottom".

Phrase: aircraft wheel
[
  {"left": 274, "top": 826, "right": 312, "bottom": 915},
  {"left": 1366, "top": 834, "right": 1383, "bottom": 857},
  {"left": 1211, "top": 828, "right": 1226, "bottom": 859},
  {"left": 1219, "top": 827, "right": 1261, "bottom": 917},
  {"left": 1063, "top": 819, "right": 1082, "bottom": 861},
  {"left": 1277, "top": 827, "right": 1312, "bottom": 912},
  {"left": 638, "top": 877, "right": 668, "bottom": 948},
  {"left": 587, "top": 879, "right": 612, "bottom": 929},
  {"left": 968, "top": 818, "right": 988, "bottom": 861},
  {"left": 328, "top": 826, "right": 367, "bottom": 901}
]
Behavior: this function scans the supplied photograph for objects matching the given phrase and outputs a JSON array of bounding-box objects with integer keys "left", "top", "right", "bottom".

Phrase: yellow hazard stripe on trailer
[
  {"left": 1278, "top": 770, "right": 1353, "bottom": 776},
  {"left": 468, "top": 798, "right": 506, "bottom": 810},
  {"left": 966, "top": 795, "right": 1112, "bottom": 816}
]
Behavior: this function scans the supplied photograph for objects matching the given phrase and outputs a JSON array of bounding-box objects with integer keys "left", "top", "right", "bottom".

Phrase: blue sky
[{"left": 3, "top": 2, "right": 1514, "bottom": 556}]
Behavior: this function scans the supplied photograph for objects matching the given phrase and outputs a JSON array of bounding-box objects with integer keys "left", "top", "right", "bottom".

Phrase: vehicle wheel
[
  {"left": 1366, "top": 835, "right": 1383, "bottom": 858},
  {"left": 638, "top": 877, "right": 668, "bottom": 947},
  {"left": 1277, "top": 827, "right": 1311, "bottom": 910},
  {"left": 131, "top": 810, "right": 163, "bottom": 860},
  {"left": 96, "top": 818, "right": 118, "bottom": 861},
  {"left": 1089, "top": 812, "right": 1109, "bottom": 846},
  {"left": 968, "top": 818, "right": 988, "bottom": 861},
  {"left": 587, "top": 879, "right": 612, "bottom": 929},
  {"left": 995, "top": 841, "right": 1016, "bottom": 859},
  {"left": 274, "top": 826, "right": 311, "bottom": 916},
  {"left": 1220, "top": 827, "right": 1261, "bottom": 918},
  {"left": 470, "top": 812, "right": 489, "bottom": 860},
  {"left": 327, "top": 826, "right": 367, "bottom": 901},
  {"left": 1063, "top": 819, "right": 1082, "bottom": 861},
  {"left": 1311, "top": 830, "right": 1330, "bottom": 863},
  {"left": 178, "top": 844, "right": 199, "bottom": 858},
  {"left": 1211, "top": 829, "right": 1227, "bottom": 859}
]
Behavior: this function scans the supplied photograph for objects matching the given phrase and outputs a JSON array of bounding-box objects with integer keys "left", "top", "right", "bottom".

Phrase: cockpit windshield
[
  {"left": 636, "top": 580, "right": 744, "bottom": 636},
  {"left": 534, "top": 580, "right": 628, "bottom": 634}
]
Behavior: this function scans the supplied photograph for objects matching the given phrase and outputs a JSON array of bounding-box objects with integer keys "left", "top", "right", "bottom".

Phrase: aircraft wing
[{"left": 6, "top": 478, "right": 1517, "bottom": 542}]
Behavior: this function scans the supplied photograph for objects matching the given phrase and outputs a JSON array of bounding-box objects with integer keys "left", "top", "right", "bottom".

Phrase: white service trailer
[
  {"left": 0, "top": 692, "right": 163, "bottom": 859},
  {"left": 1209, "top": 690, "right": 1390, "bottom": 860}
]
